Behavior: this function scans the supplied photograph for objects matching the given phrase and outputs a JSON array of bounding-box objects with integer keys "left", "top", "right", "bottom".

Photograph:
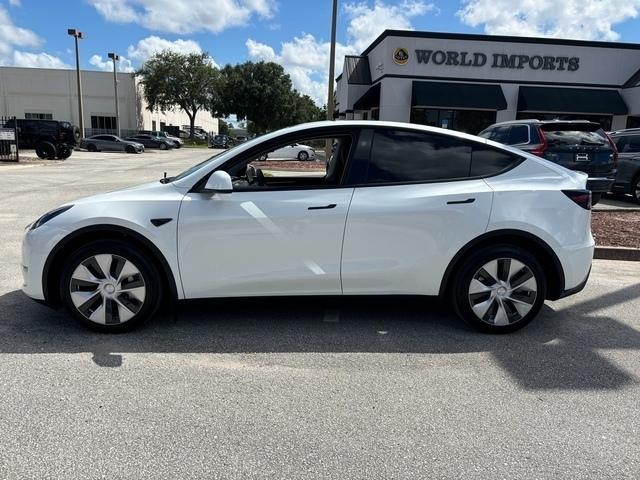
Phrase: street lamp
[
  {"left": 326, "top": 0, "right": 338, "bottom": 121},
  {"left": 108, "top": 52, "right": 120, "bottom": 137},
  {"left": 67, "top": 29, "right": 85, "bottom": 138}
]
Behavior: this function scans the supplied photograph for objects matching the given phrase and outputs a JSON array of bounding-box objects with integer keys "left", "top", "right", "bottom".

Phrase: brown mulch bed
[
  {"left": 253, "top": 160, "right": 325, "bottom": 171},
  {"left": 592, "top": 211, "right": 640, "bottom": 248}
]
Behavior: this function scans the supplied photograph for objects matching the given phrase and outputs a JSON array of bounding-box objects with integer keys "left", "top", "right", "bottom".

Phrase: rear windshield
[{"left": 542, "top": 129, "right": 608, "bottom": 147}]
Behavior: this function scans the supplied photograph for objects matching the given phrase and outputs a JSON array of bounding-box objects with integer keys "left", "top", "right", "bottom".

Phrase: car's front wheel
[
  {"left": 297, "top": 151, "right": 309, "bottom": 161},
  {"left": 451, "top": 245, "right": 546, "bottom": 333},
  {"left": 125, "top": 145, "right": 136, "bottom": 154},
  {"left": 60, "top": 241, "right": 162, "bottom": 332},
  {"left": 159, "top": 143, "right": 168, "bottom": 150}
]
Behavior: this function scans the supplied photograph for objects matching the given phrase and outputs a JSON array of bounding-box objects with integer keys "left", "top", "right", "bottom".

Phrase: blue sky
[{"left": 2, "top": 0, "right": 640, "bottom": 104}]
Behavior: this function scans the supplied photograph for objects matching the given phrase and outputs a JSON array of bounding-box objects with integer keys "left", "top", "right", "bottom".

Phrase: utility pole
[
  {"left": 326, "top": 0, "right": 338, "bottom": 121},
  {"left": 108, "top": 53, "right": 120, "bottom": 137},
  {"left": 67, "top": 29, "right": 85, "bottom": 138}
]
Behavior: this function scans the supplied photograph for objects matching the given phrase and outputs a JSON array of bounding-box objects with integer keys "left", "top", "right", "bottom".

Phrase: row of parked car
[
  {"left": 478, "top": 119, "right": 640, "bottom": 205},
  {"left": 80, "top": 131, "right": 184, "bottom": 153}
]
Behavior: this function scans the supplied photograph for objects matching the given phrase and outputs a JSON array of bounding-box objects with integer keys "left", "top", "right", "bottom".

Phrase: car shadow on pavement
[{"left": 0, "top": 284, "right": 639, "bottom": 391}]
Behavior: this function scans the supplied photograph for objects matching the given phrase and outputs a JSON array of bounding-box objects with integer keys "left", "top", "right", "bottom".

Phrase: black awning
[
  {"left": 353, "top": 83, "right": 380, "bottom": 110},
  {"left": 411, "top": 81, "right": 507, "bottom": 110},
  {"left": 518, "top": 86, "right": 628, "bottom": 115}
]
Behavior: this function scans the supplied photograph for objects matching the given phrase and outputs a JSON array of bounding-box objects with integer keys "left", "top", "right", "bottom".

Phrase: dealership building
[
  {"left": 0, "top": 66, "right": 219, "bottom": 135},
  {"left": 336, "top": 30, "right": 640, "bottom": 133}
]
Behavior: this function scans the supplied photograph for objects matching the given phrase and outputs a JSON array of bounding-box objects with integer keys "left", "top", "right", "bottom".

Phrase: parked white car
[
  {"left": 21, "top": 121, "right": 594, "bottom": 333},
  {"left": 259, "top": 143, "right": 316, "bottom": 161}
]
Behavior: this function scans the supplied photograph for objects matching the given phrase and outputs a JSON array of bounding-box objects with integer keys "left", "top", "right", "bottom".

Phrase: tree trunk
[{"left": 188, "top": 110, "right": 196, "bottom": 139}]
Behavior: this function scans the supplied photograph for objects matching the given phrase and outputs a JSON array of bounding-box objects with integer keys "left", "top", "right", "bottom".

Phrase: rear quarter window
[{"left": 471, "top": 146, "right": 523, "bottom": 177}]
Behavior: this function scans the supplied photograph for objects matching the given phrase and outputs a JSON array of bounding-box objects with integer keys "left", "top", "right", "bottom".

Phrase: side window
[
  {"left": 613, "top": 136, "right": 627, "bottom": 152},
  {"left": 367, "top": 130, "right": 471, "bottom": 184},
  {"left": 471, "top": 146, "right": 523, "bottom": 177},
  {"left": 490, "top": 126, "right": 511, "bottom": 144},
  {"left": 507, "top": 125, "right": 529, "bottom": 145},
  {"left": 624, "top": 135, "right": 640, "bottom": 153}
]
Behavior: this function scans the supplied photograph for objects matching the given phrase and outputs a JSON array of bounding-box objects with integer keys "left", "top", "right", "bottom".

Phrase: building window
[
  {"left": 516, "top": 112, "right": 612, "bottom": 131},
  {"left": 25, "top": 112, "right": 53, "bottom": 120},
  {"left": 91, "top": 115, "right": 117, "bottom": 130},
  {"left": 152, "top": 120, "right": 157, "bottom": 131},
  {"left": 410, "top": 108, "right": 496, "bottom": 135},
  {"left": 626, "top": 116, "right": 640, "bottom": 129},
  {"left": 160, "top": 122, "right": 166, "bottom": 131}
]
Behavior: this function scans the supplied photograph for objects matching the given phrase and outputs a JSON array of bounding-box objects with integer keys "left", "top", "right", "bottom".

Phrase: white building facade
[
  {"left": 0, "top": 66, "right": 218, "bottom": 135},
  {"left": 336, "top": 30, "right": 640, "bottom": 134}
]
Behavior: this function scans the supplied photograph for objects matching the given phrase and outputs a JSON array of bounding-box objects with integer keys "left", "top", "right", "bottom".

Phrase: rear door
[
  {"left": 612, "top": 134, "right": 640, "bottom": 192},
  {"left": 341, "top": 128, "right": 500, "bottom": 296},
  {"left": 539, "top": 123, "right": 615, "bottom": 177}
]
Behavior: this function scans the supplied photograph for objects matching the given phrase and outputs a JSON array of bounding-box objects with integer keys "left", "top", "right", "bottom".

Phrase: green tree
[
  {"left": 216, "top": 61, "right": 323, "bottom": 134},
  {"left": 137, "top": 51, "right": 220, "bottom": 139}
]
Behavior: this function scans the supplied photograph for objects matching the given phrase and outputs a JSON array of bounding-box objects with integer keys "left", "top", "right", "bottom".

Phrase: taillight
[
  {"left": 562, "top": 189, "right": 591, "bottom": 210},
  {"left": 530, "top": 127, "right": 548, "bottom": 157},
  {"left": 603, "top": 132, "right": 618, "bottom": 167}
]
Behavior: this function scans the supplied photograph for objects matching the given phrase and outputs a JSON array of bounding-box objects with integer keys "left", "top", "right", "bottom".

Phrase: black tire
[
  {"left": 59, "top": 240, "right": 162, "bottom": 332},
  {"left": 298, "top": 151, "right": 309, "bottom": 161},
  {"left": 450, "top": 245, "right": 547, "bottom": 334},
  {"left": 86, "top": 143, "right": 98, "bottom": 152},
  {"left": 56, "top": 144, "right": 73, "bottom": 160},
  {"left": 35, "top": 141, "right": 57, "bottom": 160},
  {"left": 125, "top": 145, "right": 136, "bottom": 154},
  {"left": 159, "top": 142, "right": 168, "bottom": 150},
  {"left": 632, "top": 176, "right": 640, "bottom": 205},
  {"left": 591, "top": 193, "right": 602, "bottom": 205}
]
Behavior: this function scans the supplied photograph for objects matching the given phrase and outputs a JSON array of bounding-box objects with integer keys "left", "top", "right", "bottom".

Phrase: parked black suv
[
  {"left": 210, "top": 134, "right": 230, "bottom": 149},
  {"left": 4, "top": 118, "right": 80, "bottom": 159},
  {"left": 479, "top": 120, "right": 617, "bottom": 204},
  {"left": 608, "top": 128, "right": 640, "bottom": 204}
]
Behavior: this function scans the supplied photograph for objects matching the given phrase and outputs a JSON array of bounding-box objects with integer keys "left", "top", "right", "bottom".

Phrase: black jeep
[{"left": 5, "top": 118, "right": 80, "bottom": 159}]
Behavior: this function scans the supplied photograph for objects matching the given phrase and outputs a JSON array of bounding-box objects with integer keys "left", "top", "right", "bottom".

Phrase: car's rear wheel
[
  {"left": 60, "top": 241, "right": 162, "bottom": 332},
  {"left": 451, "top": 245, "right": 547, "bottom": 333},
  {"left": 298, "top": 151, "right": 309, "bottom": 161},
  {"left": 159, "top": 143, "right": 168, "bottom": 150},
  {"left": 35, "top": 141, "right": 57, "bottom": 160},
  {"left": 86, "top": 144, "right": 98, "bottom": 152}
]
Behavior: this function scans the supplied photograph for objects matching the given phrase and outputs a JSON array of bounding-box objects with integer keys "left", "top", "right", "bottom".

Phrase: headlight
[{"left": 30, "top": 205, "right": 73, "bottom": 230}]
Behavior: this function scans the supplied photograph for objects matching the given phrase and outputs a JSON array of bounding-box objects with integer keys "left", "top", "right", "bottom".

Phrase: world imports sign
[{"left": 413, "top": 50, "right": 580, "bottom": 71}]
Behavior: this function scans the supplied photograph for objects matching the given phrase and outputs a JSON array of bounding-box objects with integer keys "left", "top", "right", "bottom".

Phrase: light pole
[
  {"left": 326, "top": 0, "right": 338, "bottom": 121},
  {"left": 67, "top": 29, "right": 85, "bottom": 138},
  {"left": 108, "top": 52, "right": 120, "bottom": 137}
]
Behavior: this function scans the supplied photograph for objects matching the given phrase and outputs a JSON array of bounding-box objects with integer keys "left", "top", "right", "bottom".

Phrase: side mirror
[{"left": 205, "top": 171, "right": 233, "bottom": 194}]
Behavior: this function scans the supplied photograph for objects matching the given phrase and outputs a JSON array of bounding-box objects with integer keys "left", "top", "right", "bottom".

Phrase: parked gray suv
[{"left": 608, "top": 128, "right": 640, "bottom": 204}]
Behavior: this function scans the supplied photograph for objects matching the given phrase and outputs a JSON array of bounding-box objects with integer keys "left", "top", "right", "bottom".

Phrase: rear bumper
[
  {"left": 558, "top": 266, "right": 591, "bottom": 299},
  {"left": 586, "top": 176, "right": 615, "bottom": 194}
]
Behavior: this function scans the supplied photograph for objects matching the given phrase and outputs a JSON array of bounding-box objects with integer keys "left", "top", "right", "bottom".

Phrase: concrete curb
[
  {"left": 593, "top": 207, "right": 640, "bottom": 212},
  {"left": 594, "top": 246, "right": 640, "bottom": 261}
]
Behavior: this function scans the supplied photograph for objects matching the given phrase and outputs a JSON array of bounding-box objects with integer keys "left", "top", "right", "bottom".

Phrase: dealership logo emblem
[{"left": 393, "top": 47, "right": 409, "bottom": 65}]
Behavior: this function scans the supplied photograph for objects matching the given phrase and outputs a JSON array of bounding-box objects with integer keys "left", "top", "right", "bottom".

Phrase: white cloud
[
  {"left": 89, "top": 54, "right": 135, "bottom": 73},
  {"left": 126, "top": 35, "right": 203, "bottom": 61},
  {"left": 457, "top": 0, "right": 640, "bottom": 41},
  {"left": 11, "top": 51, "right": 69, "bottom": 69},
  {"left": 245, "top": 0, "right": 435, "bottom": 105},
  {"left": 0, "top": 6, "right": 68, "bottom": 68},
  {"left": 88, "top": 0, "right": 276, "bottom": 34},
  {"left": 9, "top": 0, "right": 21, "bottom": 6}
]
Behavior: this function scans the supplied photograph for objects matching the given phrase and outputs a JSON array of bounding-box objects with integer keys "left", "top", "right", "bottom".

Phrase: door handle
[
  {"left": 308, "top": 204, "right": 337, "bottom": 210},
  {"left": 447, "top": 198, "right": 475, "bottom": 205}
]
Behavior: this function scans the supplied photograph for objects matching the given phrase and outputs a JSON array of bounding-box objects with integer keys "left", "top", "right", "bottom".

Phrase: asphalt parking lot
[{"left": 1, "top": 150, "right": 639, "bottom": 479}]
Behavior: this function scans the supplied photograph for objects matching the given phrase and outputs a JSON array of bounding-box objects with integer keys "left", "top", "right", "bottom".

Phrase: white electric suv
[{"left": 21, "top": 121, "right": 594, "bottom": 333}]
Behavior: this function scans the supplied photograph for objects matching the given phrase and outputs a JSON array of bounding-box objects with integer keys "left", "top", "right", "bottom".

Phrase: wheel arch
[
  {"left": 42, "top": 224, "right": 179, "bottom": 307},
  {"left": 438, "top": 229, "right": 565, "bottom": 300}
]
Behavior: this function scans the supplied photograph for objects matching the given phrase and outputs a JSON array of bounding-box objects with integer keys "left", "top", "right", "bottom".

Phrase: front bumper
[{"left": 21, "top": 224, "right": 69, "bottom": 302}]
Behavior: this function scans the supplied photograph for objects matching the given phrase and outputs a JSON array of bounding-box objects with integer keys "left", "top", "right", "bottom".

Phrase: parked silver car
[{"left": 80, "top": 135, "right": 144, "bottom": 153}]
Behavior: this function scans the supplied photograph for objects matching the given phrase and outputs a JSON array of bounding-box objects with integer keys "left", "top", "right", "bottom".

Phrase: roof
[{"left": 361, "top": 29, "right": 640, "bottom": 57}]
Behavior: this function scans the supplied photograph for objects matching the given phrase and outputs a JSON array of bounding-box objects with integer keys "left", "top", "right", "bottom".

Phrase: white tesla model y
[{"left": 21, "top": 121, "right": 594, "bottom": 333}]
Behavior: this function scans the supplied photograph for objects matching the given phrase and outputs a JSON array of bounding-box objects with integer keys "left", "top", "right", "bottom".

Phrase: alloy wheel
[
  {"left": 467, "top": 258, "right": 537, "bottom": 326},
  {"left": 69, "top": 254, "right": 146, "bottom": 325}
]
